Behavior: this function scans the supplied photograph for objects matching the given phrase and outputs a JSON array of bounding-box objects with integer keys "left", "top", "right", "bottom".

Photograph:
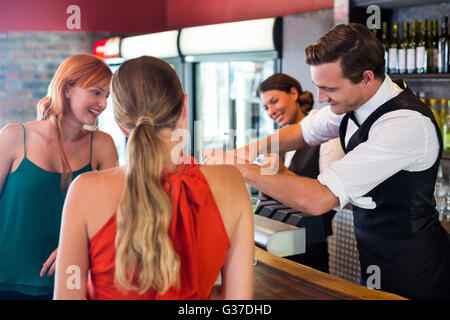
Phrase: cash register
[{"left": 253, "top": 196, "right": 315, "bottom": 257}]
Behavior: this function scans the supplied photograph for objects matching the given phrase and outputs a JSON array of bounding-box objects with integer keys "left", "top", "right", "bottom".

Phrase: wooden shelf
[{"left": 390, "top": 73, "right": 450, "bottom": 81}]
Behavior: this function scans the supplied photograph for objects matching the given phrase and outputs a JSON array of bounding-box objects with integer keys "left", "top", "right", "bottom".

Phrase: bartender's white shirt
[{"left": 300, "top": 75, "right": 440, "bottom": 211}]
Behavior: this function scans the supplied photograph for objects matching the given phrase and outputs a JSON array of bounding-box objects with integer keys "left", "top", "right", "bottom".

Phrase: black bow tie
[{"left": 348, "top": 111, "right": 360, "bottom": 127}]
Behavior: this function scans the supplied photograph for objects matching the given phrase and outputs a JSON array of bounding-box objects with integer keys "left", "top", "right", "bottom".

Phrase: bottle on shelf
[
  {"left": 424, "top": 19, "right": 432, "bottom": 73},
  {"left": 382, "top": 21, "right": 390, "bottom": 74},
  {"left": 438, "top": 16, "right": 449, "bottom": 73},
  {"left": 430, "top": 98, "right": 442, "bottom": 134},
  {"left": 399, "top": 21, "right": 408, "bottom": 74},
  {"left": 430, "top": 20, "right": 439, "bottom": 73},
  {"left": 416, "top": 19, "right": 426, "bottom": 74},
  {"left": 446, "top": 100, "right": 450, "bottom": 151},
  {"left": 418, "top": 91, "right": 426, "bottom": 104},
  {"left": 435, "top": 165, "right": 447, "bottom": 221},
  {"left": 444, "top": 115, "right": 450, "bottom": 151},
  {"left": 407, "top": 20, "right": 417, "bottom": 74},
  {"left": 440, "top": 99, "right": 448, "bottom": 136},
  {"left": 389, "top": 22, "right": 400, "bottom": 74}
]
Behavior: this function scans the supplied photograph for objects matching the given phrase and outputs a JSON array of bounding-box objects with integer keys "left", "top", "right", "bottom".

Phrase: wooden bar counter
[{"left": 253, "top": 246, "right": 407, "bottom": 300}]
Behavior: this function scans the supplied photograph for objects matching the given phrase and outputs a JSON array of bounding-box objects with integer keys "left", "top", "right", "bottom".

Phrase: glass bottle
[
  {"left": 438, "top": 17, "right": 449, "bottom": 73},
  {"left": 430, "top": 20, "right": 439, "bottom": 73},
  {"left": 424, "top": 20, "right": 433, "bottom": 73},
  {"left": 407, "top": 20, "right": 417, "bottom": 74},
  {"left": 389, "top": 22, "right": 400, "bottom": 74},
  {"left": 444, "top": 100, "right": 450, "bottom": 151},
  {"left": 416, "top": 19, "right": 426, "bottom": 74},
  {"left": 418, "top": 91, "right": 426, "bottom": 104},
  {"left": 430, "top": 98, "right": 442, "bottom": 134},
  {"left": 398, "top": 21, "right": 408, "bottom": 74},
  {"left": 382, "top": 21, "right": 390, "bottom": 74},
  {"left": 440, "top": 98, "right": 448, "bottom": 137}
]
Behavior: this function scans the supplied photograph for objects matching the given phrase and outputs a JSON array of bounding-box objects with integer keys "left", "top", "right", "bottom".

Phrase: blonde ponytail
[
  {"left": 115, "top": 118, "right": 180, "bottom": 294},
  {"left": 111, "top": 56, "right": 184, "bottom": 294}
]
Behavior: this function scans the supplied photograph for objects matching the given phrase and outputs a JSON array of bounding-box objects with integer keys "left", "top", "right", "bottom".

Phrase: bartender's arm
[
  {"left": 233, "top": 123, "right": 308, "bottom": 163},
  {"left": 238, "top": 155, "right": 339, "bottom": 215}
]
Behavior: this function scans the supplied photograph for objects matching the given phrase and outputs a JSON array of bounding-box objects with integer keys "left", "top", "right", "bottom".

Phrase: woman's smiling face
[{"left": 260, "top": 87, "right": 301, "bottom": 126}]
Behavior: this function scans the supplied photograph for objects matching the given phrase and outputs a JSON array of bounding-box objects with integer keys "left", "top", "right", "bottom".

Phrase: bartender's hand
[
  {"left": 261, "top": 153, "right": 294, "bottom": 176},
  {"left": 40, "top": 248, "right": 57, "bottom": 277}
]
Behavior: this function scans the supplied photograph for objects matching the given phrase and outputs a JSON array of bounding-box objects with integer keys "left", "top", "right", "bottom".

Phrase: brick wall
[{"left": 0, "top": 32, "right": 116, "bottom": 129}]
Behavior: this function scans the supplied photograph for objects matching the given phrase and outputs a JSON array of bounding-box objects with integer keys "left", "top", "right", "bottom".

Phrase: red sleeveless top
[{"left": 87, "top": 161, "right": 230, "bottom": 300}]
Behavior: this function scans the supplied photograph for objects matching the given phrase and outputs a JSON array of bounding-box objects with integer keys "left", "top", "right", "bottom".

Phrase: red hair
[{"left": 36, "top": 54, "right": 112, "bottom": 190}]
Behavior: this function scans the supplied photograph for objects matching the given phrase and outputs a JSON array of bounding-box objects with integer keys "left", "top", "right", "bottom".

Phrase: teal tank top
[{"left": 0, "top": 124, "right": 93, "bottom": 296}]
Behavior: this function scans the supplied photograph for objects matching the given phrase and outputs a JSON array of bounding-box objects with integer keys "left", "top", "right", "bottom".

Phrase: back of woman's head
[
  {"left": 36, "top": 54, "right": 112, "bottom": 190},
  {"left": 257, "top": 73, "right": 314, "bottom": 114},
  {"left": 111, "top": 56, "right": 183, "bottom": 294}
]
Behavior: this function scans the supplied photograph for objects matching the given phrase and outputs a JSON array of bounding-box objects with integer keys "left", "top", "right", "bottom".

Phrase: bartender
[{"left": 204, "top": 23, "right": 450, "bottom": 299}]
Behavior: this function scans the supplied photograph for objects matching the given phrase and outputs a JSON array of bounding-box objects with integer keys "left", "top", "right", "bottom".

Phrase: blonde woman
[
  {"left": 54, "top": 56, "right": 254, "bottom": 300},
  {"left": 0, "top": 54, "right": 118, "bottom": 300}
]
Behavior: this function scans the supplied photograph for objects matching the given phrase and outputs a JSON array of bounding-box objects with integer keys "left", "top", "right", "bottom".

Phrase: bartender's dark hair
[
  {"left": 305, "top": 23, "right": 385, "bottom": 84},
  {"left": 257, "top": 73, "right": 314, "bottom": 115}
]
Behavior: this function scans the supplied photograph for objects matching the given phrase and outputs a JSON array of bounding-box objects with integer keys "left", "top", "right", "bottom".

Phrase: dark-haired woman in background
[{"left": 257, "top": 73, "right": 343, "bottom": 273}]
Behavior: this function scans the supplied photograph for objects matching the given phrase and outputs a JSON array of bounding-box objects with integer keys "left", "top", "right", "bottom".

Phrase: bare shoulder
[
  {"left": 65, "top": 166, "right": 125, "bottom": 238},
  {"left": 67, "top": 167, "right": 125, "bottom": 215},
  {"left": 92, "top": 130, "right": 116, "bottom": 151},
  {"left": 0, "top": 123, "right": 26, "bottom": 157},
  {"left": 199, "top": 164, "right": 252, "bottom": 240},
  {"left": 199, "top": 165, "right": 249, "bottom": 211},
  {"left": 199, "top": 164, "right": 246, "bottom": 193},
  {"left": 91, "top": 130, "right": 119, "bottom": 169},
  {"left": 70, "top": 166, "right": 124, "bottom": 197},
  {"left": 92, "top": 129, "right": 115, "bottom": 143}
]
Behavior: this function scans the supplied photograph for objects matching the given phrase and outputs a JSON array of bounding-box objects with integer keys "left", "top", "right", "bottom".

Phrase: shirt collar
[{"left": 353, "top": 74, "right": 403, "bottom": 125}]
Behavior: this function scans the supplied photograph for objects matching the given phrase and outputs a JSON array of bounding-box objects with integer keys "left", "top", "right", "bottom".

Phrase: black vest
[{"left": 339, "top": 80, "right": 450, "bottom": 299}]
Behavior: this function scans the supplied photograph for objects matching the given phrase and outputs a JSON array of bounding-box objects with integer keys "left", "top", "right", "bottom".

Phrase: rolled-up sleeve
[{"left": 300, "top": 106, "right": 343, "bottom": 146}]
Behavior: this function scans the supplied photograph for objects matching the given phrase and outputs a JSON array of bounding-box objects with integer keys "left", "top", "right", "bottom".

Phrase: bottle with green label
[
  {"left": 382, "top": 21, "right": 390, "bottom": 74},
  {"left": 407, "top": 20, "right": 417, "bottom": 74},
  {"left": 398, "top": 21, "right": 408, "bottom": 74},
  {"left": 416, "top": 20, "right": 426, "bottom": 73},
  {"left": 389, "top": 22, "right": 400, "bottom": 74}
]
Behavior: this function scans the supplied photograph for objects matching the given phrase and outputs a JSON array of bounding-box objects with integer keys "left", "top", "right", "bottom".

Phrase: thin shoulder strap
[
  {"left": 19, "top": 123, "right": 26, "bottom": 157},
  {"left": 90, "top": 131, "right": 94, "bottom": 163}
]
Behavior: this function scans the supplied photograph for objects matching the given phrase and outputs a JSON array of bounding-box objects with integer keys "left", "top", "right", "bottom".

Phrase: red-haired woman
[{"left": 0, "top": 54, "right": 118, "bottom": 300}]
